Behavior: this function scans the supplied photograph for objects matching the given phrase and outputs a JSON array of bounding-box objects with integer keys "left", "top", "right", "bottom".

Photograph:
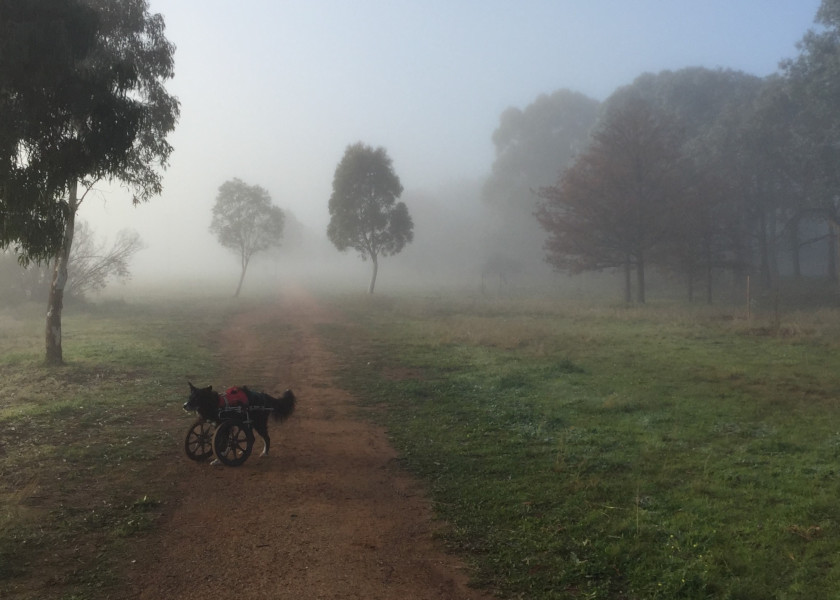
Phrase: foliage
[
  {"left": 321, "top": 292, "right": 840, "bottom": 600},
  {"left": 616, "top": 68, "right": 766, "bottom": 302},
  {"left": 536, "top": 92, "right": 686, "bottom": 303},
  {"left": 65, "top": 221, "right": 144, "bottom": 299},
  {"left": 531, "top": 56, "right": 840, "bottom": 304},
  {"left": 327, "top": 142, "right": 413, "bottom": 293},
  {"left": 0, "top": 0, "right": 100, "bottom": 260},
  {"left": 784, "top": 0, "right": 840, "bottom": 141},
  {"left": 782, "top": 0, "right": 840, "bottom": 278},
  {"left": 0, "top": 222, "right": 143, "bottom": 304},
  {"left": 0, "top": 0, "right": 179, "bottom": 263},
  {"left": 482, "top": 90, "right": 601, "bottom": 271},
  {"left": 209, "top": 178, "right": 285, "bottom": 297},
  {"left": 484, "top": 89, "right": 601, "bottom": 213}
]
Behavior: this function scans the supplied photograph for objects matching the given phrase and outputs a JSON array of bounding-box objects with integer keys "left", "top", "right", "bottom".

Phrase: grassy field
[
  {"left": 0, "top": 299, "right": 231, "bottom": 599},
  {"left": 3, "top": 291, "right": 840, "bottom": 599},
  {"left": 318, "top": 293, "right": 840, "bottom": 599}
]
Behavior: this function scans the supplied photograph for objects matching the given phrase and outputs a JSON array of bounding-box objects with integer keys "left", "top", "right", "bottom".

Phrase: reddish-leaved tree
[{"left": 536, "top": 94, "right": 685, "bottom": 303}]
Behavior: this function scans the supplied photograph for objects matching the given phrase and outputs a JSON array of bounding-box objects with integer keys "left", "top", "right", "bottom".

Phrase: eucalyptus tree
[
  {"left": 327, "top": 143, "right": 413, "bottom": 294},
  {"left": 210, "top": 178, "right": 285, "bottom": 297},
  {"left": 0, "top": 0, "right": 179, "bottom": 364}
]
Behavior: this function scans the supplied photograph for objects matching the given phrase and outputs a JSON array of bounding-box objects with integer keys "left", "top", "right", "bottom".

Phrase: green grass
[
  {"left": 6, "top": 291, "right": 840, "bottom": 599},
  {"left": 319, "top": 294, "right": 840, "bottom": 599},
  {"left": 0, "top": 299, "right": 229, "bottom": 599}
]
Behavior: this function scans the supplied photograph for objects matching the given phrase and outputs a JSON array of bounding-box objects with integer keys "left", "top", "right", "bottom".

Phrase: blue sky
[{"left": 80, "top": 0, "right": 823, "bottom": 283}]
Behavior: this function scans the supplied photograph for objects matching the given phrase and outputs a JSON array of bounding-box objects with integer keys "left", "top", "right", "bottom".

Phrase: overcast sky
[{"left": 79, "top": 0, "right": 823, "bottom": 284}]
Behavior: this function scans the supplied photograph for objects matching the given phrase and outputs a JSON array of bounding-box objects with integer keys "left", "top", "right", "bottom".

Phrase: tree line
[
  {"left": 4, "top": 0, "right": 838, "bottom": 368},
  {"left": 488, "top": 2, "right": 840, "bottom": 304}
]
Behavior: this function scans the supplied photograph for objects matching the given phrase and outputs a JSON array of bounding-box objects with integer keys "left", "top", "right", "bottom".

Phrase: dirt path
[{"left": 127, "top": 289, "right": 489, "bottom": 599}]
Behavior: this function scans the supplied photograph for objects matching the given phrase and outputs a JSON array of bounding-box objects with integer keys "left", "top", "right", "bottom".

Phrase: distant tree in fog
[
  {"left": 0, "top": 222, "right": 143, "bottom": 303},
  {"left": 66, "top": 222, "right": 144, "bottom": 300},
  {"left": 783, "top": 0, "right": 840, "bottom": 283},
  {"left": 480, "top": 253, "right": 523, "bottom": 293},
  {"left": 484, "top": 90, "right": 600, "bottom": 213},
  {"left": 482, "top": 90, "right": 600, "bottom": 271},
  {"left": 617, "top": 68, "right": 765, "bottom": 301},
  {"left": 210, "top": 178, "right": 285, "bottom": 297},
  {"left": 327, "top": 143, "right": 413, "bottom": 294},
  {"left": 536, "top": 93, "right": 685, "bottom": 304}
]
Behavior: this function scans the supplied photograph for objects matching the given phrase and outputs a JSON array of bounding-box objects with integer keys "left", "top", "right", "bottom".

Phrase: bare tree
[{"left": 65, "top": 222, "right": 144, "bottom": 300}]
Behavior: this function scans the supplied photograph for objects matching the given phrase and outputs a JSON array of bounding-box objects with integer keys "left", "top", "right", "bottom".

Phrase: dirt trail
[{"left": 128, "top": 289, "right": 489, "bottom": 599}]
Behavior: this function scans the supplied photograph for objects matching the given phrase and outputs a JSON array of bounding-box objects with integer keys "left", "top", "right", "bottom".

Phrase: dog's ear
[{"left": 188, "top": 381, "right": 196, "bottom": 391}]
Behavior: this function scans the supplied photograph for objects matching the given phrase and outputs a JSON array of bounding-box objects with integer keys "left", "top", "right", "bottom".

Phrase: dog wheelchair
[{"left": 184, "top": 405, "right": 273, "bottom": 467}]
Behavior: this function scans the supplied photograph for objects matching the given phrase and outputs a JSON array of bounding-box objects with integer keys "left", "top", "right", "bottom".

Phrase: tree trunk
[
  {"left": 829, "top": 221, "right": 839, "bottom": 284},
  {"left": 704, "top": 236, "right": 713, "bottom": 305},
  {"left": 623, "top": 259, "right": 632, "bottom": 304},
  {"left": 686, "top": 270, "right": 694, "bottom": 304},
  {"left": 636, "top": 251, "right": 646, "bottom": 304},
  {"left": 790, "top": 214, "right": 801, "bottom": 281},
  {"left": 45, "top": 182, "right": 78, "bottom": 366},
  {"left": 757, "top": 210, "right": 771, "bottom": 290},
  {"left": 234, "top": 254, "right": 250, "bottom": 298},
  {"left": 706, "top": 261, "right": 713, "bottom": 305},
  {"left": 768, "top": 208, "right": 779, "bottom": 286},
  {"left": 368, "top": 254, "right": 379, "bottom": 294}
]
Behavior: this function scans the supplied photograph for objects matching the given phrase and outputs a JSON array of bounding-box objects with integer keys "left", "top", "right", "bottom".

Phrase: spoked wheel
[
  {"left": 184, "top": 419, "right": 215, "bottom": 461},
  {"left": 212, "top": 419, "right": 254, "bottom": 467}
]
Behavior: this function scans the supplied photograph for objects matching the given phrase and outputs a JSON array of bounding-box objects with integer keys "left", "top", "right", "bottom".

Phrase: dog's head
[{"left": 184, "top": 382, "right": 217, "bottom": 419}]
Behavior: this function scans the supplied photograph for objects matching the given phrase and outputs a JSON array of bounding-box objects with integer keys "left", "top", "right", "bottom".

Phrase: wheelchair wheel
[
  {"left": 212, "top": 419, "right": 254, "bottom": 467},
  {"left": 184, "top": 420, "right": 215, "bottom": 461}
]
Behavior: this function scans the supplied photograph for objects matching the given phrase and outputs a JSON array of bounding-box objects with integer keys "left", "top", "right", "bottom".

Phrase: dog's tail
[{"left": 268, "top": 389, "right": 296, "bottom": 422}]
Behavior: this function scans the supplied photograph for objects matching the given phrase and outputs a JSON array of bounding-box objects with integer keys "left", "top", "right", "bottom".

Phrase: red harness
[{"left": 218, "top": 386, "right": 249, "bottom": 409}]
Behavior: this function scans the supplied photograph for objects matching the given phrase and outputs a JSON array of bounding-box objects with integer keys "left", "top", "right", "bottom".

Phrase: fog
[{"left": 52, "top": 2, "right": 824, "bottom": 296}]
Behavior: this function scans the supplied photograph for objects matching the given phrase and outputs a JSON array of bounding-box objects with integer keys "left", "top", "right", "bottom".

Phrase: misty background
[{"left": 67, "top": 0, "right": 821, "bottom": 296}]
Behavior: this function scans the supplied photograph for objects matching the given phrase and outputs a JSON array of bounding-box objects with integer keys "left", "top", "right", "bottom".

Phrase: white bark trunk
[{"left": 45, "top": 182, "right": 78, "bottom": 365}]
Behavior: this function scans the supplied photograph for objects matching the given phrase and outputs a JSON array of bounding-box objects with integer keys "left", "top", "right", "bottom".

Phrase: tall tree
[
  {"left": 327, "top": 142, "right": 413, "bottom": 294},
  {"left": 0, "top": 0, "right": 179, "bottom": 364},
  {"left": 482, "top": 90, "right": 600, "bottom": 271},
  {"left": 536, "top": 93, "right": 685, "bottom": 303},
  {"left": 611, "top": 68, "right": 767, "bottom": 301},
  {"left": 210, "top": 178, "right": 285, "bottom": 297},
  {"left": 783, "top": 0, "right": 840, "bottom": 283},
  {"left": 65, "top": 222, "right": 144, "bottom": 300}
]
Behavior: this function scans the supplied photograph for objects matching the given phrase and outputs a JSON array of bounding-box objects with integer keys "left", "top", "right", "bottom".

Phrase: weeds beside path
[{"left": 126, "top": 288, "right": 488, "bottom": 600}]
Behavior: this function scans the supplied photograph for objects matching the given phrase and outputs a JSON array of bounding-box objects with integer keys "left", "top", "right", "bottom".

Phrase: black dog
[{"left": 184, "top": 382, "right": 296, "bottom": 457}]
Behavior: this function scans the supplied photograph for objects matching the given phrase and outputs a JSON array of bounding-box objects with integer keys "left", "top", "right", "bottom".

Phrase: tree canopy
[
  {"left": 482, "top": 90, "right": 600, "bottom": 273},
  {"left": 537, "top": 93, "right": 685, "bottom": 303},
  {"left": 0, "top": 0, "right": 178, "bottom": 264},
  {"left": 532, "top": 64, "right": 840, "bottom": 305},
  {"left": 327, "top": 142, "right": 413, "bottom": 294},
  {"left": 210, "top": 178, "right": 285, "bottom": 297},
  {"left": 484, "top": 89, "right": 601, "bottom": 211}
]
